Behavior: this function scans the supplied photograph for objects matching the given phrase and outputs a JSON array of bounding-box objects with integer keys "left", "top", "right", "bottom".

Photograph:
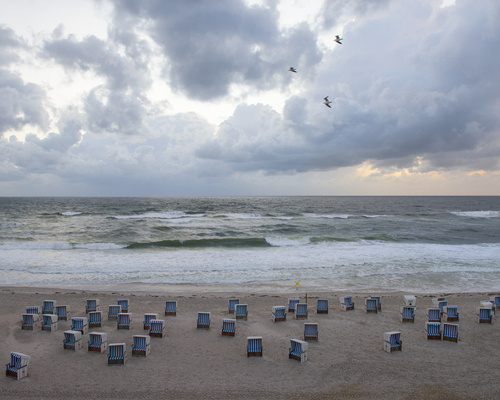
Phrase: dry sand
[{"left": 1, "top": 285, "right": 499, "bottom": 400}]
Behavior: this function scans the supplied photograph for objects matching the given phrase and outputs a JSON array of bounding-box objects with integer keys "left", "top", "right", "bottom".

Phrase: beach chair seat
[
  {"left": 85, "top": 299, "right": 100, "bottom": 313},
  {"left": 247, "top": 336, "right": 263, "bottom": 357},
  {"left": 197, "top": 312, "right": 211, "bottom": 329},
  {"left": 108, "top": 304, "right": 121, "bottom": 320},
  {"left": 132, "top": 335, "right": 151, "bottom": 357},
  {"left": 272, "top": 306, "right": 286, "bottom": 322},
  {"left": 117, "top": 299, "right": 129, "bottom": 313},
  {"left": 143, "top": 313, "right": 159, "bottom": 330},
  {"left": 222, "top": 318, "right": 236, "bottom": 336},
  {"left": 41, "top": 314, "right": 58, "bottom": 332},
  {"left": 365, "top": 298, "right": 378, "bottom": 313},
  {"left": 117, "top": 313, "right": 132, "bottom": 330},
  {"left": 55, "top": 305, "right": 70, "bottom": 321},
  {"left": 108, "top": 343, "right": 126, "bottom": 365},
  {"left": 304, "top": 323, "right": 318, "bottom": 341},
  {"left": 442, "top": 323, "right": 459, "bottom": 342},
  {"left": 88, "top": 311, "right": 102, "bottom": 328},
  {"left": 288, "top": 298, "right": 300, "bottom": 313},
  {"left": 340, "top": 295, "right": 354, "bottom": 311},
  {"left": 228, "top": 298, "right": 239, "bottom": 314},
  {"left": 21, "top": 313, "right": 39, "bottom": 330},
  {"left": 42, "top": 300, "right": 57, "bottom": 314},
  {"left": 295, "top": 303, "right": 308, "bottom": 319},
  {"left": 317, "top": 299, "right": 329, "bottom": 314},
  {"left": 63, "top": 330, "right": 83, "bottom": 350},
  {"left": 477, "top": 307, "right": 493, "bottom": 324},
  {"left": 149, "top": 319, "right": 165, "bottom": 338},
  {"left": 427, "top": 308, "right": 441, "bottom": 322},
  {"left": 71, "top": 317, "right": 88, "bottom": 334},
  {"left": 88, "top": 332, "right": 108, "bottom": 353},
  {"left": 289, "top": 339, "right": 308, "bottom": 362},
  {"left": 443, "top": 306, "right": 459, "bottom": 322},
  {"left": 384, "top": 331, "right": 402, "bottom": 353},
  {"left": 165, "top": 301, "right": 177, "bottom": 316},
  {"left": 25, "top": 306, "right": 40, "bottom": 315},
  {"left": 401, "top": 306, "right": 415, "bottom": 323},
  {"left": 425, "top": 322, "right": 441, "bottom": 340},
  {"left": 403, "top": 295, "right": 416, "bottom": 306},
  {"left": 235, "top": 304, "right": 248, "bottom": 320},
  {"left": 5, "top": 352, "right": 30, "bottom": 380}
]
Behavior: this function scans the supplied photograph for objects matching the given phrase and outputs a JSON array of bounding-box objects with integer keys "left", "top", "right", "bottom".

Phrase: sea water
[{"left": 0, "top": 196, "right": 499, "bottom": 293}]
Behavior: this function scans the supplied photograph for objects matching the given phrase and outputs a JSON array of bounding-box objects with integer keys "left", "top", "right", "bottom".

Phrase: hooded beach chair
[
  {"left": 425, "top": 322, "right": 441, "bottom": 340},
  {"left": 443, "top": 306, "right": 459, "bottom": 322},
  {"left": 365, "top": 298, "right": 378, "bottom": 313},
  {"left": 197, "top": 312, "right": 211, "bottom": 329},
  {"left": 5, "top": 352, "right": 30, "bottom": 380},
  {"left": 288, "top": 298, "right": 300, "bottom": 313},
  {"left": 490, "top": 295, "right": 499, "bottom": 312},
  {"left": 403, "top": 295, "right": 416, "bottom": 306},
  {"left": 340, "top": 295, "right": 355, "bottom": 311},
  {"left": 435, "top": 300, "right": 447, "bottom": 314},
  {"left": 165, "top": 301, "right": 177, "bottom": 316},
  {"left": 247, "top": 336, "right": 263, "bottom": 357},
  {"left": 228, "top": 298, "right": 239, "bottom": 314},
  {"left": 477, "top": 307, "right": 493, "bottom": 324},
  {"left": 442, "top": 323, "right": 459, "bottom": 342},
  {"left": 317, "top": 299, "right": 329, "bottom": 314},
  {"left": 63, "top": 330, "right": 83, "bottom": 350},
  {"left": 289, "top": 339, "right": 308, "bottom": 362},
  {"left": 88, "top": 332, "right": 108, "bottom": 353},
  {"left": 383, "top": 331, "right": 402, "bottom": 353},
  {"left": 132, "top": 335, "right": 151, "bottom": 357},
  {"left": 295, "top": 303, "right": 308, "bottom": 319},
  {"left": 42, "top": 300, "right": 57, "bottom": 314},
  {"left": 85, "top": 299, "right": 100, "bottom": 313},
  {"left": 117, "top": 313, "right": 132, "bottom": 330},
  {"left": 55, "top": 305, "right": 70, "bottom": 321},
  {"left": 427, "top": 308, "right": 441, "bottom": 322},
  {"left": 21, "top": 313, "right": 39, "bottom": 330},
  {"left": 222, "top": 318, "right": 236, "bottom": 336},
  {"left": 304, "top": 323, "right": 318, "bottom": 341},
  {"left": 371, "top": 296, "right": 382, "bottom": 311},
  {"left": 108, "top": 304, "right": 121, "bottom": 320},
  {"left": 108, "top": 343, "right": 126, "bottom": 365},
  {"left": 235, "top": 304, "right": 248, "bottom": 320},
  {"left": 71, "top": 317, "right": 88, "bottom": 334},
  {"left": 89, "top": 311, "right": 102, "bottom": 328},
  {"left": 149, "top": 319, "right": 165, "bottom": 338},
  {"left": 41, "top": 314, "right": 58, "bottom": 332},
  {"left": 272, "top": 306, "right": 286, "bottom": 322},
  {"left": 143, "top": 313, "right": 158, "bottom": 330},
  {"left": 25, "top": 306, "right": 39, "bottom": 315},
  {"left": 401, "top": 306, "right": 415, "bottom": 323},
  {"left": 117, "top": 299, "right": 129, "bottom": 313}
]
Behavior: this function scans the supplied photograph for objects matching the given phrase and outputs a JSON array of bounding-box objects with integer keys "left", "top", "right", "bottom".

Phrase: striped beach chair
[
  {"left": 71, "top": 317, "right": 88, "bottom": 334},
  {"left": 304, "top": 323, "right": 318, "bottom": 341},
  {"left": 197, "top": 312, "right": 211, "bottom": 329},
  {"left": 427, "top": 308, "right": 441, "bottom": 322},
  {"left": 490, "top": 295, "right": 500, "bottom": 312},
  {"left": 5, "top": 352, "right": 30, "bottom": 380},
  {"left": 88, "top": 311, "right": 102, "bottom": 328},
  {"left": 434, "top": 299, "right": 447, "bottom": 314},
  {"left": 88, "top": 332, "right": 108, "bottom": 353},
  {"left": 117, "top": 299, "right": 129, "bottom": 313},
  {"left": 425, "top": 322, "right": 441, "bottom": 340},
  {"left": 117, "top": 313, "right": 132, "bottom": 330},
  {"left": 143, "top": 313, "right": 158, "bottom": 330},
  {"left": 401, "top": 306, "right": 415, "bottom": 323},
  {"left": 443, "top": 306, "right": 459, "bottom": 322},
  {"left": 289, "top": 339, "right": 308, "bottom": 362},
  {"left": 247, "top": 336, "right": 263, "bottom": 357},
  {"left": 25, "top": 306, "right": 40, "bottom": 315},
  {"left": 108, "top": 304, "right": 121, "bottom": 320},
  {"left": 41, "top": 314, "right": 58, "bottom": 332},
  {"left": 340, "top": 295, "right": 354, "bottom": 311},
  {"left": 63, "top": 330, "right": 83, "bottom": 350},
  {"left": 222, "top": 318, "right": 236, "bottom": 336},
  {"left": 288, "top": 298, "right": 300, "bottom": 313},
  {"left": 21, "top": 313, "right": 39, "bottom": 330},
  {"left": 477, "top": 307, "right": 493, "bottom": 324},
  {"left": 149, "top": 319, "right": 165, "bottom": 338},
  {"left": 295, "top": 303, "right": 308, "bottom": 319},
  {"left": 132, "top": 335, "right": 151, "bottom": 357},
  {"left": 235, "top": 304, "right": 248, "bottom": 320},
  {"left": 55, "top": 305, "right": 69, "bottom": 321},
  {"left": 108, "top": 343, "right": 126, "bottom": 365},
  {"left": 228, "top": 298, "right": 239, "bottom": 314},
  {"left": 165, "top": 301, "right": 177, "bottom": 316},
  {"left": 442, "top": 323, "right": 459, "bottom": 342},
  {"left": 317, "top": 299, "right": 329, "bottom": 314},
  {"left": 371, "top": 296, "right": 382, "bottom": 311},
  {"left": 272, "top": 306, "right": 286, "bottom": 322},
  {"left": 383, "top": 331, "right": 402, "bottom": 353},
  {"left": 42, "top": 300, "right": 57, "bottom": 314},
  {"left": 85, "top": 299, "right": 100, "bottom": 313},
  {"left": 365, "top": 298, "right": 378, "bottom": 313}
]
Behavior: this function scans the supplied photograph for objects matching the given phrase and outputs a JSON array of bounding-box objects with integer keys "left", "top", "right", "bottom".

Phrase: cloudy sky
[{"left": 1, "top": 0, "right": 499, "bottom": 196}]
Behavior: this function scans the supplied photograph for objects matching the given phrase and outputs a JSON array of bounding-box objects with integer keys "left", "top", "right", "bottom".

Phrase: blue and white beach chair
[
  {"left": 383, "top": 331, "right": 402, "bottom": 353},
  {"left": 5, "top": 352, "right": 30, "bottom": 380},
  {"left": 71, "top": 317, "right": 88, "bottom": 334},
  {"left": 443, "top": 306, "right": 459, "bottom": 322},
  {"left": 434, "top": 299, "right": 447, "bottom": 314},
  {"left": 228, "top": 298, "right": 239, "bottom": 314},
  {"left": 247, "top": 336, "right": 263, "bottom": 357},
  {"left": 289, "top": 339, "right": 308, "bottom": 362},
  {"left": 401, "top": 306, "right": 415, "bottom": 323},
  {"left": 117, "top": 299, "right": 129, "bottom": 313},
  {"left": 149, "top": 319, "right": 165, "bottom": 338},
  {"left": 63, "top": 330, "right": 83, "bottom": 351},
  {"left": 272, "top": 306, "right": 286, "bottom": 322},
  {"left": 222, "top": 318, "right": 236, "bottom": 336},
  {"left": 42, "top": 300, "right": 57, "bottom": 314},
  {"left": 108, "top": 304, "right": 121, "bottom": 320},
  {"left": 55, "top": 305, "right": 69, "bottom": 321},
  {"left": 427, "top": 308, "right": 441, "bottom": 322},
  {"left": 88, "top": 311, "right": 102, "bottom": 328},
  {"left": 340, "top": 295, "right": 354, "bottom": 311},
  {"left": 288, "top": 298, "right": 300, "bottom": 313},
  {"left": 143, "top": 313, "right": 158, "bottom": 330},
  {"left": 490, "top": 295, "right": 499, "bottom": 313},
  {"left": 365, "top": 298, "right": 378, "bottom": 313},
  {"left": 85, "top": 299, "right": 100, "bottom": 313},
  {"left": 235, "top": 304, "right": 248, "bottom": 320},
  {"left": 477, "top": 307, "right": 493, "bottom": 324},
  {"left": 371, "top": 296, "right": 382, "bottom": 311},
  {"left": 88, "top": 332, "right": 108, "bottom": 353},
  {"left": 117, "top": 313, "right": 132, "bottom": 330},
  {"left": 317, "top": 299, "right": 329, "bottom": 314},
  {"left": 425, "top": 322, "right": 441, "bottom": 340},
  {"left": 41, "top": 314, "right": 58, "bottom": 332},
  {"left": 295, "top": 303, "right": 308, "bottom": 319},
  {"left": 25, "top": 306, "right": 39, "bottom": 315},
  {"left": 197, "top": 312, "right": 211, "bottom": 329},
  {"left": 108, "top": 343, "right": 126, "bottom": 365},
  {"left": 132, "top": 335, "right": 151, "bottom": 357},
  {"left": 165, "top": 301, "right": 177, "bottom": 316},
  {"left": 304, "top": 323, "right": 318, "bottom": 341},
  {"left": 21, "top": 313, "right": 39, "bottom": 330},
  {"left": 442, "top": 323, "right": 459, "bottom": 342}
]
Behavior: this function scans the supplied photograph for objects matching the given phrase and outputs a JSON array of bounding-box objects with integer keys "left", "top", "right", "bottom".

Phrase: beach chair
[
  {"left": 365, "top": 298, "right": 378, "bottom": 313},
  {"left": 425, "top": 322, "right": 441, "bottom": 340},
  {"left": 63, "top": 330, "right": 83, "bottom": 350},
  {"left": 41, "top": 314, "right": 58, "bottom": 332},
  {"left": 371, "top": 296, "right": 382, "bottom": 311},
  {"left": 42, "top": 300, "right": 57, "bottom": 314},
  {"left": 228, "top": 298, "right": 239, "bottom": 314},
  {"left": 85, "top": 299, "right": 100, "bottom": 313},
  {"left": 403, "top": 295, "right": 416, "bottom": 306},
  {"left": 289, "top": 339, "right": 308, "bottom": 362},
  {"left": 442, "top": 323, "right": 459, "bottom": 342},
  {"left": 288, "top": 298, "right": 300, "bottom": 313},
  {"left": 55, "top": 305, "right": 70, "bottom": 321},
  {"left": 490, "top": 295, "right": 500, "bottom": 312},
  {"left": 317, "top": 299, "right": 329, "bottom": 314},
  {"left": 108, "top": 343, "right": 126, "bottom": 365},
  {"left": 477, "top": 307, "right": 493, "bottom": 324},
  {"left": 432, "top": 297, "right": 446, "bottom": 306},
  {"left": 443, "top": 306, "right": 459, "bottom": 322},
  {"left": 88, "top": 311, "right": 102, "bottom": 328},
  {"left": 117, "top": 313, "right": 132, "bottom": 330},
  {"left": 21, "top": 313, "right": 39, "bottom": 330},
  {"left": 88, "top": 332, "right": 108, "bottom": 353},
  {"left": 295, "top": 303, "right": 308, "bottom": 319},
  {"left": 435, "top": 300, "right": 448, "bottom": 314},
  {"left": 71, "top": 317, "right": 88, "bottom": 334},
  {"left": 235, "top": 304, "right": 248, "bottom": 320},
  {"left": 149, "top": 319, "right": 165, "bottom": 338},
  {"left": 165, "top": 301, "right": 177, "bottom": 316},
  {"left": 401, "top": 306, "right": 415, "bottom": 323},
  {"left": 383, "top": 331, "right": 402, "bottom": 353},
  {"left": 247, "top": 336, "right": 263, "bottom": 357},
  {"left": 340, "top": 295, "right": 355, "bottom": 311},
  {"left": 272, "top": 306, "right": 286, "bottom": 322},
  {"left": 117, "top": 299, "right": 129, "bottom": 313},
  {"left": 304, "top": 323, "right": 318, "bottom": 341},
  {"left": 132, "top": 335, "right": 151, "bottom": 357},
  {"left": 5, "top": 352, "right": 30, "bottom": 380},
  {"left": 25, "top": 306, "right": 40, "bottom": 315},
  {"left": 222, "top": 318, "right": 236, "bottom": 336},
  {"left": 427, "top": 308, "right": 441, "bottom": 322},
  {"left": 197, "top": 312, "right": 211, "bottom": 329},
  {"left": 143, "top": 313, "right": 158, "bottom": 330},
  {"left": 108, "top": 304, "right": 121, "bottom": 320}
]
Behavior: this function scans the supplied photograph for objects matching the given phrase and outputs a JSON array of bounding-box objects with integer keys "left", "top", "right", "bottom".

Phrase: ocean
[{"left": 0, "top": 196, "right": 499, "bottom": 293}]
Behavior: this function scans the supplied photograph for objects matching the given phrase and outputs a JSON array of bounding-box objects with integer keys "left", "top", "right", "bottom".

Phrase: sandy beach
[{"left": 1, "top": 284, "right": 499, "bottom": 400}]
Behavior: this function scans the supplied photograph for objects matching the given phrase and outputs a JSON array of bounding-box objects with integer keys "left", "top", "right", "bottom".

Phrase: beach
[{"left": 1, "top": 284, "right": 499, "bottom": 400}]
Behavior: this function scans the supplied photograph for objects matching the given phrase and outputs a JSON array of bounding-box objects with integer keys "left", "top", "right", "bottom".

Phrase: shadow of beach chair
[
  {"left": 477, "top": 307, "right": 493, "bottom": 324},
  {"left": 304, "top": 323, "right": 318, "bottom": 341},
  {"left": 317, "top": 299, "right": 329, "bottom": 314},
  {"left": 21, "top": 314, "right": 39, "bottom": 331},
  {"left": 63, "top": 330, "right": 83, "bottom": 350},
  {"left": 222, "top": 318, "right": 236, "bottom": 336},
  {"left": 117, "top": 299, "right": 129, "bottom": 313},
  {"left": 108, "top": 305, "right": 121, "bottom": 320},
  {"left": 427, "top": 308, "right": 441, "bottom": 322},
  {"left": 365, "top": 298, "right": 378, "bottom": 313},
  {"left": 383, "top": 331, "right": 402, "bottom": 353},
  {"left": 5, "top": 352, "right": 30, "bottom": 380},
  {"left": 272, "top": 306, "right": 286, "bottom": 322},
  {"left": 88, "top": 332, "right": 108, "bottom": 353},
  {"left": 235, "top": 304, "right": 248, "bottom": 320},
  {"left": 443, "top": 306, "right": 459, "bottom": 322},
  {"left": 71, "top": 317, "right": 88, "bottom": 334},
  {"left": 425, "top": 322, "right": 441, "bottom": 340},
  {"left": 401, "top": 306, "right": 415, "bottom": 323},
  {"left": 197, "top": 312, "right": 211, "bottom": 329},
  {"left": 108, "top": 343, "right": 126, "bottom": 365},
  {"left": 41, "top": 314, "right": 58, "bottom": 332},
  {"left": 132, "top": 335, "right": 151, "bottom": 357},
  {"left": 149, "top": 319, "right": 165, "bottom": 338},
  {"left": 340, "top": 295, "right": 355, "bottom": 311},
  {"left": 55, "top": 305, "right": 69, "bottom": 321},
  {"left": 289, "top": 339, "right": 308, "bottom": 362},
  {"left": 165, "top": 301, "right": 177, "bottom": 316},
  {"left": 25, "top": 306, "right": 39, "bottom": 315},
  {"left": 228, "top": 298, "right": 239, "bottom": 314},
  {"left": 42, "top": 300, "right": 57, "bottom": 314},
  {"left": 88, "top": 311, "right": 102, "bottom": 328},
  {"left": 143, "top": 313, "right": 158, "bottom": 330},
  {"left": 295, "top": 303, "right": 308, "bottom": 319},
  {"left": 247, "top": 336, "right": 262, "bottom": 357},
  {"left": 117, "top": 313, "right": 132, "bottom": 330},
  {"left": 85, "top": 299, "right": 100, "bottom": 313},
  {"left": 288, "top": 298, "right": 300, "bottom": 313},
  {"left": 442, "top": 323, "right": 459, "bottom": 342}
]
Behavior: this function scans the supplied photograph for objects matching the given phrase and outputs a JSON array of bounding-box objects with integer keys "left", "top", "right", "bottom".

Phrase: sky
[{"left": 0, "top": 0, "right": 499, "bottom": 196}]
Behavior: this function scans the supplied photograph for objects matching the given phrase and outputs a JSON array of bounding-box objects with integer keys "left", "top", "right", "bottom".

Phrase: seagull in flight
[
  {"left": 334, "top": 35, "right": 343, "bottom": 45},
  {"left": 289, "top": 67, "right": 297, "bottom": 73},
  {"left": 324, "top": 96, "right": 332, "bottom": 108}
]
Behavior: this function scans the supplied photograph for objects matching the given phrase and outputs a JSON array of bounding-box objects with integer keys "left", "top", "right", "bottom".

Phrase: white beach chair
[
  {"left": 383, "top": 331, "right": 402, "bottom": 353},
  {"left": 304, "top": 323, "right": 318, "bottom": 341},
  {"left": 295, "top": 303, "right": 308, "bottom": 319},
  {"left": 317, "top": 299, "right": 329, "bottom": 314},
  {"left": 425, "top": 322, "right": 441, "bottom": 340},
  {"left": 117, "top": 313, "right": 132, "bottom": 330},
  {"left": 85, "top": 299, "right": 100, "bottom": 313},
  {"left": 5, "top": 352, "right": 30, "bottom": 380},
  {"left": 88, "top": 332, "right": 108, "bottom": 353},
  {"left": 222, "top": 318, "right": 236, "bottom": 336},
  {"left": 71, "top": 317, "right": 88, "bottom": 334},
  {"left": 88, "top": 311, "right": 102, "bottom": 328},
  {"left": 117, "top": 299, "right": 129, "bottom": 313},
  {"left": 63, "top": 330, "right": 83, "bottom": 351},
  {"left": 108, "top": 343, "right": 126, "bottom": 365},
  {"left": 228, "top": 298, "right": 239, "bottom": 314},
  {"left": 143, "top": 313, "right": 158, "bottom": 330},
  {"left": 42, "top": 300, "right": 57, "bottom": 314},
  {"left": 272, "top": 306, "right": 287, "bottom": 322},
  {"left": 165, "top": 301, "right": 177, "bottom": 316},
  {"left": 55, "top": 305, "right": 70, "bottom": 321},
  {"left": 21, "top": 313, "right": 39, "bottom": 330},
  {"left": 132, "top": 335, "right": 151, "bottom": 357},
  {"left": 149, "top": 319, "right": 165, "bottom": 338},
  {"left": 403, "top": 295, "right": 416, "bottom": 306},
  {"left": 235, "top": 304, "right": 248, "bottom": 320},
  {"left": 289, "top": 339, "right": 308, "bottom": 362},
  {"left": 197, "top": 312, "right": 211, "bottom": 329},
  {"left": 108, "top": 304, "right": 121, "bottom": 320},
  {"left": 340, "top": 295, "right": 354, "bottom": 311},
  {"left": 247, "top": 336, "right": 263, "bottom": 357},
  {"left": 41, "top": 314, "right": 58, "bottom": 332}
]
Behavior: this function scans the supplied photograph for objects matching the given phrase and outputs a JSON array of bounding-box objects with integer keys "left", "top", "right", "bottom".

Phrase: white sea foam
[
  {"left": 304, "top": 213, "right": 351, "bottom": 219},
  {"left": 451, "top": 211, "right": 500, "bottom": 218},
  {"left": 265, "top": 236, "right": 311, "bottom": 247},
  {"left": 60, "top": 211, "right": 83, "bottom": 216},
  {"left": 114, "top": 211, "right": 205, "bottom": 219}
]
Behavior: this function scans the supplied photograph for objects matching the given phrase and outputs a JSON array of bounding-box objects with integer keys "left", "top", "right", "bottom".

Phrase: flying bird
[
  {"left": 324, "top": 96, "right": 332, "bottom": 108},
  {"left": 289, "top": 67, "right": 297, "bottom": 73},
  {"left": 334, "top": 35, "right": 343, "bottom": 45}
]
